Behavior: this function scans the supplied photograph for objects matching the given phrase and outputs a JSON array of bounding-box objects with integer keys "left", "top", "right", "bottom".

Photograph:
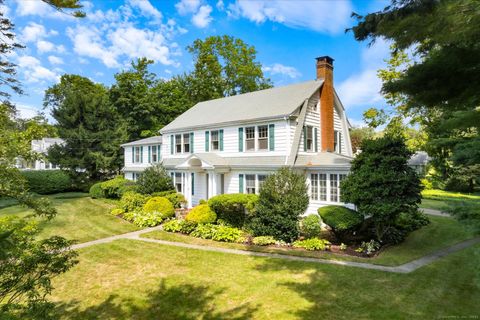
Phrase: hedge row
[{"left": 21, "top": 170, "right": 73, "bottom": 194}]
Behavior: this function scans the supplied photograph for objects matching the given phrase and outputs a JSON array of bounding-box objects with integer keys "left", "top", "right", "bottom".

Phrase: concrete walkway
[
  {"left": 69, "top": 227, "right": 480, "bottom": 274},
  {"left": 421, "top": 208, "right": 451, "bottom": 217}
]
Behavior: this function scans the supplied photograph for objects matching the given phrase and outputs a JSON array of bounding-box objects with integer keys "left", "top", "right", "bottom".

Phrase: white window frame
[
  {"left": 257, "top": 125, "right": 269, "bottom": 150},
  {"left": 210, "top": 130, "right": 219, "bottom": 151},
  {"left": 151, "top": 145, "right": 158, "bottom": 163},
  {"left": 183, "top": 133, "right": 190, "bottom": 153},
  {"left": 245, "top": 127, "right": 255, "bottom": 151},
  {"left": 309, "top": 172, "right": 346, "bottom": 203},
  {"left": 134, "top": 146, "right": 141, "bottom": 163},
  {"left": 243, "top": 173, "right": 269, "bottom": 195},
  {"left": 334, "top": 130, "right": 342, "bottom": 153},
  {"left": 173, "top": 172, "right": 184, "bottom": 194},
  {"left": 245, "top": 174, "right": 256, "bottom": 194},
  {"left": 306, "top": 126, "right": 314, "bottom": 152},
  {"left": 175, "top": 135, "right": 182, "bottom": 154}
]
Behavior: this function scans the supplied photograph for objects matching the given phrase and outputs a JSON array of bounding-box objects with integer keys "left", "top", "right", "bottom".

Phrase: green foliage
[
  {"left": 45, "top": 75, "right": 128, "bottom": 181},
  {"left": 395, "top": 211, "right": 430, "bottom": 233},
  {"left": 252, "top": 236, "right": 276, "bottom": 246},
  {"left": 120, "top": 191, "right": 149, "bottom": 213},
  {"left": 136, "top": 164, "right": 174, "bottom": 195},
  {"left": 110, "top": 208, "right": 124, "bottom": 216},
  {"left": 132, "top": 211, "right": 164, "bottom": 228},
  {"left": 349, "top": 126, "right": 375, "bottom": 153},
  {"left": 420, "top": 178, "right": 433, "bottom": 190},
  {"left": 299, "top": 214, "right": 322, "bottom": 239},
  {"left": 21, "top": 170, "right": 73, "bottom": 194},
  {"left": 190, "top": 224, "right": 218, "bottom": 239},
  {"left": 445, "top": 202, "right": 480, "bottom": 234},
  {"left": 163, "top": 193, "right": 187, "bottom": 209},
  {"left": 445, "top": 174, "right": 475, "bottom": 193},
  {"left": 89, "top": 182, "right": 104, "bottom": 199},
  {"left": 318, "top": 206, "right": 363, "bottom": 241},
  {"left": 162, "top": 219, "right": 183, "bottom": 233},
  {"left": 249, "top": 168, "right": 309, "bottom": 243},
  {"left": 185, "top": 204, "right": 217, "bottom": 224},
  {"left": 100, "top": 176, "right": 133, "bottom": 199},
  {"left": 189, "top": 223, "right": 243, "bottom": 243},
  {"left": 207, "top": 193, "right": 258, "bottom": 227},
  {"left": 341, "top": 136, "right": 422, "bottom": 242},
  {"left": 356, "top": 240, "right": 381, "bottom": 255},
  {"left": 143, "top": 197, "right": 175, "bottom": 218},
  {"left": 293, "top": 238, "right": 331, "bottom": 251}
]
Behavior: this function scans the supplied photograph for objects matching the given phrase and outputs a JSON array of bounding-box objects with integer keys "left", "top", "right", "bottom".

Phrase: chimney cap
[{"left": 315, "top": 56, "right": 334, "bottom": 64}]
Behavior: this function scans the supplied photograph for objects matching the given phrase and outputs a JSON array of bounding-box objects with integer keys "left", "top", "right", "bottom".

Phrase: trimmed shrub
[
  {"left": 136, "top": 164, "right": 174, "bottom": 194},
  {"left": 207, "top": 193, "right": 259, "bottom": 227},
  {"left": 395, "top": 210, "right": 430, "bottom": 233},
  {"left": 120, "top": 191, "right": 149, "bottom": 212},
  {"left": 100, "top": 176, "right": 133, "bottom": 199},
  {"left": 248, "top": 168, "right": 309, "bottom": 242},
  {"left": 89, "top": 182, "right": 104, "bottom": 199},
  {"left": 211, "top": 225, "right": 243, "bottom": 242},
  {"left": 252, "top": 236, "right": 276, "bottom": 246},
  {"left": 21, "top": 170, "right": 72, "bottom": 194},
  {"left": 318, "top": 205, "right": 363, "bottom": 241},
  {"left": 299, "top": 214, "right": 322, "bottom": 239},
  {"left": 293, "top": 238, "right": 331, "bottom": 251},
  {"left": 152, "top": 190, "right": 176, "bottom": 197},
  {"left": 179, "top": 220, "right": 197, "bottom": 234},
  {"left": 143, "top": 197, "right": 175, "bottom": 218},
  {"left": 164, "top": 193, "right": 187, "bottom": 209},
  {"left": 185, "top": 204, "right": 216, "bottom": 224}
]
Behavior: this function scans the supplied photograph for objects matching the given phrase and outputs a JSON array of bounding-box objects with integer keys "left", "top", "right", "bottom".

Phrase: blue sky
[{"left": 6, "top": 0, "right": 391, "bottom": 126}]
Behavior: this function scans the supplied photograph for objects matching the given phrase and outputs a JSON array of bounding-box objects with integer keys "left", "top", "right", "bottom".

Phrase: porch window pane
[
  {"left": 245, "top": 127, "right": 255, "bottom": 151},
  {"left": 310, "top": 173, "right": 318, "bottom": 200},
  {"left": 175, "top": 135, "right": 182, "bottom": 153},
  {"left": 258, "top": 174, "right": 267, "bottom": 192},
  {"left": 175, "top": 172, "right": 182, "bottom": 193},
  {"left": 339, "top": 174, "right": 347, "bottom": 202},
  {"left": 245, "top": 174, "right": 256, "bottom": 194},
  {"left": 330, "top": 174, "right": 338, "bottom": 202},
  {"left": 258, "top": 125, "right": 268, "bottom": 150},
  {"left": 151, "top": 145, "right": 157, "bottom": 162},
  {"left": 134, "top": 146, "right": 141, "bottom": 163},
  {"left": 319, "top": 174, "right": 327, "bottom": 201}
]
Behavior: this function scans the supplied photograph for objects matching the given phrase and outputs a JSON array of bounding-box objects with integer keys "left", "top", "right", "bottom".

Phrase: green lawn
[
  {"left": 49, "top": 239, "right": 480, "bottom": 319},
  {"left": 0, "top": 193, "right": 138, "bottom": 243},
  {"left": 142, "top": 215, "right": 476, "bottom": 266},
  {"left": 421, "top": 189, "right": 480, "bottom": 210}
]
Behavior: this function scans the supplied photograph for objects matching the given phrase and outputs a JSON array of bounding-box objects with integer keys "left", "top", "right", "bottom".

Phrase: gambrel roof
[{"left": 160, "top": 80, "right": 324, "bottom": 133}]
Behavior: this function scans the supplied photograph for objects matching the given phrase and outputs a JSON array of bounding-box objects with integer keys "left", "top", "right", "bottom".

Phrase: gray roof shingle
[
  {"left": 160, "top": 80, "right": 323, "bottom": 132},
  {"left": 121, "top": 136, "right": 162, "bottom": 147}
]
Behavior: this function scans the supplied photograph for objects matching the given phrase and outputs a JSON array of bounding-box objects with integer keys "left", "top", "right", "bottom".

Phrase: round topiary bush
[
  {"left": 207, "top": 193, "right": 259, "bottom": 228},
  {"left": 89, "top": 182, "right": 104, "bottom": 199},
  {"left": 318, "top": 205, "right": 363, "bottom": 241},
  {"left": 185, "top": 204, "right": 216, "bottom": 224},
  {"left": 143, "top": 197, "right": 175, "bottom": 218}
]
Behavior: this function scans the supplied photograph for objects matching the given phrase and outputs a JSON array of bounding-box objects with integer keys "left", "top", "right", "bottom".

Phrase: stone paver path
[{"left": 69, "top": 227, "right": 480, "bottom": 274}]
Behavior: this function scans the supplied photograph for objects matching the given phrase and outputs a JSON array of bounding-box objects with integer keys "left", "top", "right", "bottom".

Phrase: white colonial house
[{"left": 121, "top": 56, "right": 353, "bottom": 214}]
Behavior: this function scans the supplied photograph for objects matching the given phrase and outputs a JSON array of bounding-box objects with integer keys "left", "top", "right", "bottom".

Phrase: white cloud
[
  {"left": 21, "top": 22, "right": 46, "bottom": 42},
  {"left": 175, "top": 0, "right": 201, "bottom": 15},
  {"left": 17, "top": 55, "right": 59, "bottom": 83},
  {"left": 16, "top": 103, "right": 41, "bottom": 119},
  {"left": 48, "top": 56, "right": 64, "bottom": 65},
  {"left": 337, "top": 40, "right": 391, "bottom": 109},
  {"left": 192, "top": 5, "right": 213, "bottom": 28},
  {"left": 36, "top": 40, "right": 55, "bottom": 53},
  {"left": 216, "top": 0, "right": 224, "bottom": 11},
  {"left": 228, "top": 0, "right": 352, "bottom": 34},
  {"left": 128, "top": 0, "right": 162, "bottom": 21},
  {"left": 15, "top": 0, "right": 74, "bottom": 20},
  {"left": 263, "top": 63, "right": 301, "bottom": 79}
]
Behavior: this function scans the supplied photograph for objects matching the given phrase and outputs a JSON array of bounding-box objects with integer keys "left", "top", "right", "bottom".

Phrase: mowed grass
[
  {"left": 421, "top": 189, "right": 480, "bottom": 211},
  {"left": 0, "top": 193, "right": 138, "bottom": 243},
  {"left": 142, "top": 215, "right": 476, "bottom": 266},
  {"left": 50, "top": 239, "right": 480, "bottom": 319}
]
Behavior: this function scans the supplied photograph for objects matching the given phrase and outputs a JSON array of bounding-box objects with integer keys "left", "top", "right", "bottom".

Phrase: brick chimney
[{"left": 316, "top": 56, "right": 335, "bottom": 152}]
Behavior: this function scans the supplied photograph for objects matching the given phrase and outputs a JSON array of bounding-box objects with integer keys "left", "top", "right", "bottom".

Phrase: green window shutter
[
  {"left": 191, "top": 173, "right": 194, "bottom": 195},
  {"left": 219, "top": 129, "right": 224, "bottom": 151},
  {"left": 268, "top": 124, "right": 275, "bottom": 151},
  {"left": 239, "top": 174, "right": 244, "bottom": 193},
  {"left": 238, "top": 127, "right": 243, "bottom": 152},
  {"left": 205, "top": 131, "right": 210, "bottom": 152},
  {"left": 148, "top": 146, "right": 151, "bottom": 163},
  {"left": 303, "top": 127, "right": 307, "bottom": 151},
  {"left": 190, "top": 132, "right": 194, "bottom": 153},
  {"left": 339, "top": 132, "right": 342, "bottom": 154},
  {"left": 314, "top": 128, "right": 318, "bottom": 152},
  {"left": 140, "top": 146, "right": 143, "bottom": 163},
  {"left": 131, "top": 147, "right": 134, "bottom": 163},
  {"left": 170, "top": 135, "right": 174, "bottom": 154}
]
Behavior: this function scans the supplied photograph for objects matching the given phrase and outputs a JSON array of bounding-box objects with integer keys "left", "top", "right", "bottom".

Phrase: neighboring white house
[
  {"left": 121, "top": 56, "right": 353, "bottom": 214},
  {"left": 16, "top": 138, "right": 64, "bottom": 170}
]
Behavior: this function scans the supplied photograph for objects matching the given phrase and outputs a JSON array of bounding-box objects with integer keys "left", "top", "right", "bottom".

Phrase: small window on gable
[
  {"left": 306, "top": 126, "right": 313, "bottom": 151},
  {"left": 211, "top": 130, "right": 219, "bottom": 151},
  {"left": 257, "top": 125, "right": 268, "bottom": 150},
  {"left": 313, "top": 101, "right": 319, "bottom": 111},
  {"left": 245, "top": 127, "right": 255, "bottom": 151},
  {"left": 334, "top": 130, "right": 342, "bottom": 153}
]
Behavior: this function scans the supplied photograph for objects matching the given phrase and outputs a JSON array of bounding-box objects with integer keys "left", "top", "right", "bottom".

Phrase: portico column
[{"left": 211, "top": 171, "right": 217, "bottom": 198}]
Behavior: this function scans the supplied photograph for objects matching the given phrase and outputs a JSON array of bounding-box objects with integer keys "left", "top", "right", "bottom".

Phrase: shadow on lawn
[{"left": 52, "top": 280, "right": 257, "bottom": 320}]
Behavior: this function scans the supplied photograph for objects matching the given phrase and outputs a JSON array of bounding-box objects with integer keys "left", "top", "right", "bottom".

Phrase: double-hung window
[
  {"left": 319, "top": 174, "right": 327, "bottom": 201},
  {"left": 245, "top": 174, "right": 256, "bottom": 194},
  {"left": 334, "top": 130, "right": 342, "bottom": 153},
  {"left": 245, "top": 127, "right": 255, "bottom": 151},
  {"left": 151, "top": 145, "right": 158, "bottom": 163},
  {"left": 210, "top": 130, "right": 219, "bottom": 151},
  {"left": 310, "top": 173, "right": 319, "bottom": 200},
  {"left": 257, "top": 125, "right": 268, "bottom": 150},
  {"left": 305, "top": 126, "right": 313, "bottom": 151},
  {"left": 134, "top": 146, "right": 141, "bottom": 163},
  {"left": 257, "top": 174, "right": 267, "bottom": 191},
  {"left": 183, "top": 133, "right": 190, "bottom": 153},
  {"left": 330, "top": 174, "right": 339, "bottom": 202},
  {"left": 174, "top": 172, "right": 183, "bottom": 193},
  {"left": 175, "top": 135, "right": 182, "bottom": 153}
]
